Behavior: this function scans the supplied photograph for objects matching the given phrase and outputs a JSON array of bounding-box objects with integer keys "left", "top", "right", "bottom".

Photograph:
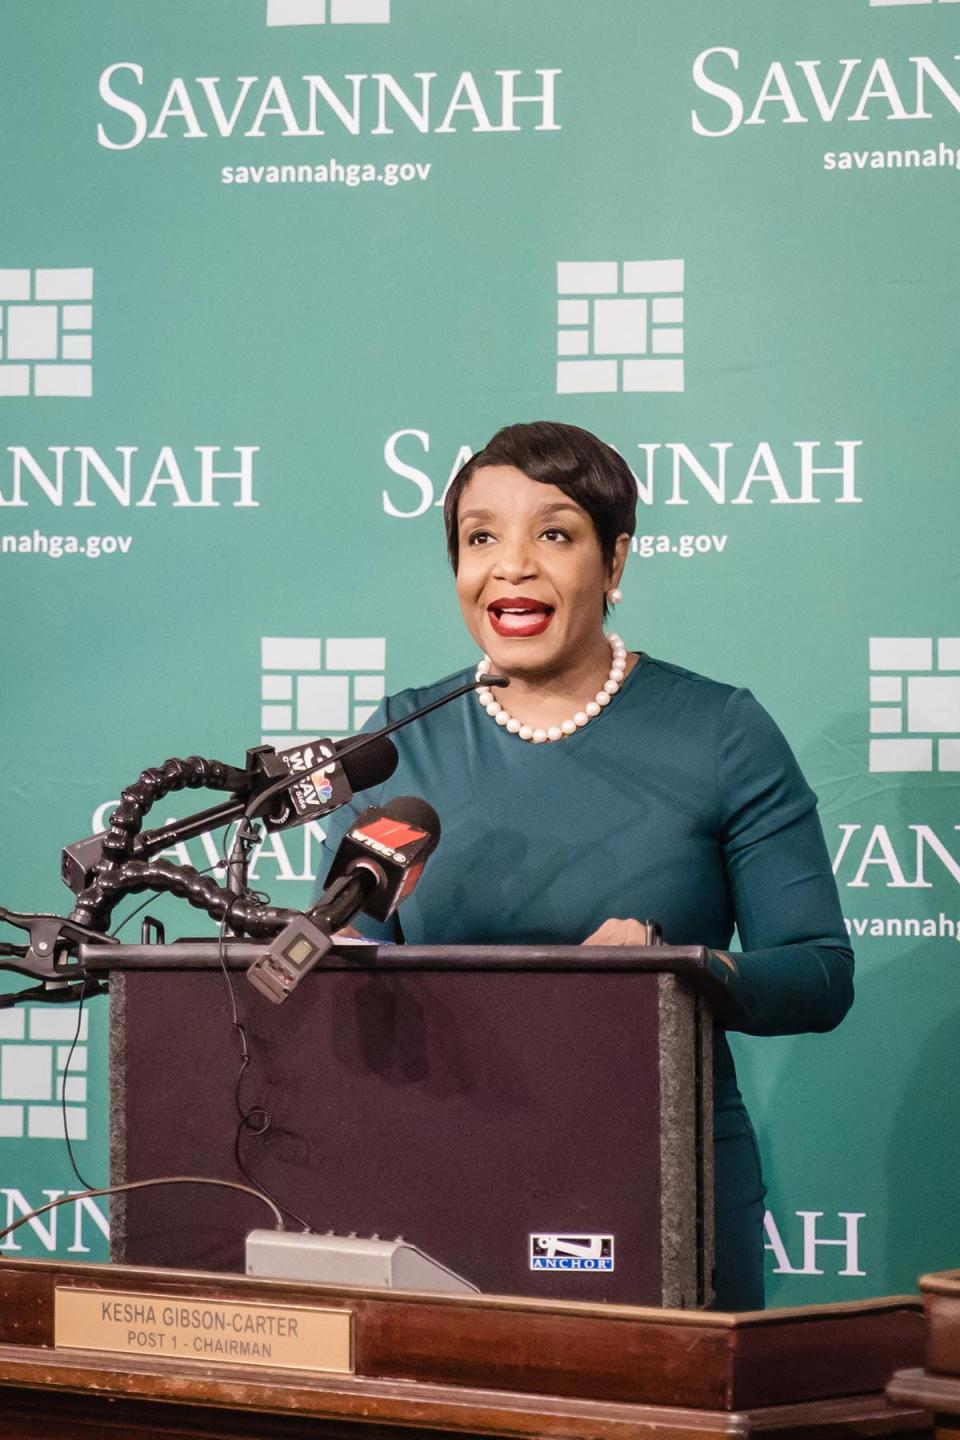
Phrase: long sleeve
[{"left": 709, "top": 687, "right": 854, "bottom": 1037}]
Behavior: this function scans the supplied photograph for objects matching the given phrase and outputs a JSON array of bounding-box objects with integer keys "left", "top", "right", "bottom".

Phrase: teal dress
[{"left": 318, "top": 654, "right": 854, "bottom": 1309}]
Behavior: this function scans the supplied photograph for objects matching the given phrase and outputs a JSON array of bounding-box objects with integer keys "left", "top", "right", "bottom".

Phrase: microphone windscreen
[
  {"left": 338, "top": 733, "right": 399, "bottom": 794},
  {"left": 378, "top": 793, "right": 441, "bottom": 843}
]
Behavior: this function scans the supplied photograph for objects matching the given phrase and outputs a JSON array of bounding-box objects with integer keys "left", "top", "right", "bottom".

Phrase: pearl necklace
[{"left": 476, "top": 634, "right": 628, "bottom": 744}]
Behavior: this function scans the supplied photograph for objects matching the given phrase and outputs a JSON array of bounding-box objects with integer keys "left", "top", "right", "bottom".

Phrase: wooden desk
[
  {"left": 0, "top": 1258, "right": 930, "bottom": 1440},
  {"left": 889, "top": 1269, "right": 960, "bottom": 1440}
]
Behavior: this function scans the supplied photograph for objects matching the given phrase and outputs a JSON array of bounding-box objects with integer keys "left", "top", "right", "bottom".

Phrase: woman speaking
[{"left": 320, "top": 420, "right": 854, "bottom": 1310}]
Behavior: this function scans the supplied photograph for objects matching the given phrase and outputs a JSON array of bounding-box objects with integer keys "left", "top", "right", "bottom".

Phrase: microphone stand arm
[{"left": 1, "top": 673, "right": 513, "bottom": 1002}]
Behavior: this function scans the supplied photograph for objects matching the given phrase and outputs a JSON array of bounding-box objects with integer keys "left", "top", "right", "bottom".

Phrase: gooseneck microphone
[
  {"left": 247, "top": 795, "right": 441, "bottom": 1003},
  {"left": 62, "top": 670, "right": 502, "bottom": 938},
  {"left": 244, "top": 674, "right": 509, "bottom": 826},
  {"left": 60, "top": 733, "right": 401, "bottom": 898},
  {"left": 2, "top": 671, "right": 498, "bottom": 1007}
]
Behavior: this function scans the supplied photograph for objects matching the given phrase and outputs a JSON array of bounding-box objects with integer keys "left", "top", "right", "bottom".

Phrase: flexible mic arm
[
  {"left": 71, "top": 858, "right": 297, "bottom": 938},
  {"left": 95, "top": 755, "right": 249, "bottom": 872},
  {"left": 127, "top": 670, "right": 507, "bottom": 861},
  {"left": 66, "top": 755, "right": 251, "bottom": 936},
  {"left": 61, "top": 672, "right": 507, "bottom": 940}
]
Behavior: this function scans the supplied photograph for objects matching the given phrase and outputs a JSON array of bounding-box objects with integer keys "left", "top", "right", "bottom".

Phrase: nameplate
[{"left": 54, "top": 1286, "right": 353, "bottom": 1374}]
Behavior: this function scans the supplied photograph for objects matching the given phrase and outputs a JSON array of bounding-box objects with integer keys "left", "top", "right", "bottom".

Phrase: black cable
[
  {"left": 214, "top": 830, "right": 315, "bottom": 1234},
  {"left": 0, "top": 1176, "right": 284, "bottom": 1248},
  {"left": 51, "top": 822, "right": 313, "bottom": 1233},
  {"left": 58, "top": 843, "right": 237, "bottom": 1195},
  {"left": 220, "top": 904, "right": 315, "bottom": 1233},
  {"left": 59, "top": 982, "right": 95, "bottom": 1191}
]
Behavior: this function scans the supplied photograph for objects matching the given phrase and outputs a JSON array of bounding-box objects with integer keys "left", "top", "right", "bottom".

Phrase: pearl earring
[{"left": 608, "top": 587, "right": 623, "bottom": 606}]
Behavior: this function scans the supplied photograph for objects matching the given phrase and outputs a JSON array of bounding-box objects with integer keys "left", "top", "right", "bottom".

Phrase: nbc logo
[
  {"left": 267, "top": 0, "right": 389, "bottom": 24},
  {"left": 868, "top": 637, "right": 960, "bottom": 772},
  {"left": 261, "top": 636, "right": 386, "bottom": 748},
  {"left": 0, "top": 1009, "right": 89, "bottom": 1141},
  {"left": 556, "top": 261, "right": 684, "bottom": 394},
  {"left": 0, "top": 268, "right": 93, "bottom": 398}
]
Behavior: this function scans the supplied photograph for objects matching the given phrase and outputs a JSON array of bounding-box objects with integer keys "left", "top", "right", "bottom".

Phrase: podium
[{"left": 83, "top": 940, "right": 743, "bottom": 1308}]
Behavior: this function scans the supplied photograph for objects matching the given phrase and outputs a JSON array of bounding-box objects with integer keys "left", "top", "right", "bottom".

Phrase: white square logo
[
  {"left": 261, "top": 636, "right": 387, "bottom": 746},
  {"left": 0, "top": 268, "right": 93, "bottom": 397},
  {"left": 556, "top": 261, "right": 684, "bottom": 394},
  {"left": 266, "top": 0, "right": 390, "bottom": 25},
  {"left": 0, "top": 1008, "right": 88, "bottom": 1140},
  {"left": 868, "top": 637, "right": 960, "bottom": 772}
]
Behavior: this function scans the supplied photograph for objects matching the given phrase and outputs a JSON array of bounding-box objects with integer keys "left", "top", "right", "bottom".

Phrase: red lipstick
[{"left": 486, "top": 596, "right": 555, "bottom": 639}]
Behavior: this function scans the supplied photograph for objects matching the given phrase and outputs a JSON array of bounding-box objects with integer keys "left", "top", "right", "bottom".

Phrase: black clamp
[{"left": 0, "top": 905, "right": 115, "bottom": 1007}]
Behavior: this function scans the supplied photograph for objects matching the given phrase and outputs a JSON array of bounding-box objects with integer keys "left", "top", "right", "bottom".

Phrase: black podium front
[{"left": 89, "top": 943, "right": 728, "bottom": 1307}]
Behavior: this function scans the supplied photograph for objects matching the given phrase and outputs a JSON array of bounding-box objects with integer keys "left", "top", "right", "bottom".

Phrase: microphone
[
  {"left": 246, "top": 795, "right": 440, "bottom": 1004},
  {"left": 244, "top": 673, "right": 508, "bottom": 827},
  {"left": 253, "top": 730, "right": 399, "bottom": 834},
  {"left": 61, "top": 670, "right": 503, "bottom": 894},
  {"left": 60, "top": 733, "right": 399, "bottom": 895}
]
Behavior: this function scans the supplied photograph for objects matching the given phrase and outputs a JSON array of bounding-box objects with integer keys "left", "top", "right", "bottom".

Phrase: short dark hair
[{"left": 443, "top": 421, "right": 637, "bottom": 573}]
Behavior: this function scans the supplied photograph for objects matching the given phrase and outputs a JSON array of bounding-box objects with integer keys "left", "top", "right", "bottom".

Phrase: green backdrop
[{"left": 2, "top": 0, "right": 958, "bottom": 1306}]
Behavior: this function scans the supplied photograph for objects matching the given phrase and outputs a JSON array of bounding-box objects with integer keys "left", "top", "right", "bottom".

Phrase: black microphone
[
  {"left": 60, "top": 733, "right": 399, "bottom": 896},
  {"left": 244, "top": 673, "right": 508, "bottom": 827},
  {"left": 246, "top": 795, "right": 440, "bottom": 1004},
  {"left": 61, "top": 671, "right": 503, "bottom": 895},
  {"left": 253, "top": 730, "right": 399, "bottom": 833}
]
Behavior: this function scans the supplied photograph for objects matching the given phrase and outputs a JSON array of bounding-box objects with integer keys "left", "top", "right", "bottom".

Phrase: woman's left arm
[{"left": 707, "top": 686, "right": 854, "bottom": 1037}]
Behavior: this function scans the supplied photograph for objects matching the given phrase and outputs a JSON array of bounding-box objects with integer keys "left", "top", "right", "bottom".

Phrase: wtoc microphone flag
[{"left": 247, "top": 794, "right": 440, "bottom": 1003}]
